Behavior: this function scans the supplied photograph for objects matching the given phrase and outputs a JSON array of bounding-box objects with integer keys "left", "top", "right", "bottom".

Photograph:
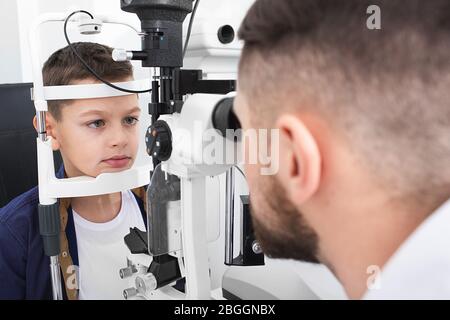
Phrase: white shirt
[
  {"left": 73, "top": 190, "right": 146, "bottom": 300},
  {"left": 364, "top": 199, "right": 450, "bottom": 299}
]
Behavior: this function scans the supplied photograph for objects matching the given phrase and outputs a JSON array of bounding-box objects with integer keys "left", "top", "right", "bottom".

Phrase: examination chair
[{"left": 0, "top": 83, "right": 62, "bottom": 208}]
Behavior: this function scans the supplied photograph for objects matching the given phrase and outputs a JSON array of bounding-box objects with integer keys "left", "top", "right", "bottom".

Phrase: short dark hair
[
  {"left": 42, "top": 42, "right": 133, "bottom": 120},
  {"left": 238, "top": 1, "right": 450, "bottom": 201}
]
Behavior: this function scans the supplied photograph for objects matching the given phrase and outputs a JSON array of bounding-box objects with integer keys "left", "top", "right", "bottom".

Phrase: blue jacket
[{"left": 0, "top": 165, "right": 147, "bottom": 300}]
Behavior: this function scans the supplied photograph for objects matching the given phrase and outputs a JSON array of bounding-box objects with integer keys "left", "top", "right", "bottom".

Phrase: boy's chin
[
  {"left": 69, "top": 159, "right": 135, "bottom": 178},
  {"left": 98, "top": 164, "right": 134, "bottom": 175}
]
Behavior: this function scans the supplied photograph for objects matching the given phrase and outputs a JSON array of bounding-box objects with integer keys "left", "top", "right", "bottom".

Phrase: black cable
[
  {"left": 182, "top": 0, "right": 201, "bottom": 59},
  {"left": 234, "top": 165, "right": 246, "bottom": 179},
  {"left": 63, "top": 10, "right": 152, "bottom": 94}
]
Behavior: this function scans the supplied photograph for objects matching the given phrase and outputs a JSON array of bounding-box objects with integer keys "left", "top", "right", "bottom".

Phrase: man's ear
[
  {"left": 32, "top": 113, "right": 61, "bottom": 151},
  {"left": 276, "top": 114, "right": 321, "bottom": 206}
]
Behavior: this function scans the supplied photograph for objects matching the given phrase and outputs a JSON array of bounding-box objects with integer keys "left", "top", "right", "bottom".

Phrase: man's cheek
[
  {"left": 245, "top": 163, "right": 262, "bottom": 184},
  {"left": 249, "top": 192, "right": 261, "bottom": 218},
  {"left": 249, "top": 191, "right": 271, "bottom": 228}
]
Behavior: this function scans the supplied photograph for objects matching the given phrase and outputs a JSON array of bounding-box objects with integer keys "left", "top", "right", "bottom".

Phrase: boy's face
[{"left": 47, "top": 79, "right": 141, "bottom": 178}]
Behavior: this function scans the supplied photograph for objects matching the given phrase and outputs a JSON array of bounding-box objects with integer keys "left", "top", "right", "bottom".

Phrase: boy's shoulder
[
  {"left": 0, "top": 186, "right": 39, "bottom": 222},
  {"left": 0, "top": 186, "right": 53, "bottom": 300},
  {"left": 0, "top": 186, "right": 39, "bottom": 246},
  {"left": 0, "top": 164, "right": 65, "bottom": 230}
]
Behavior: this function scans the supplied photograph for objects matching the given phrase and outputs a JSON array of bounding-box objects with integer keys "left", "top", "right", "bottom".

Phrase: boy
[{"left": 0, "top": 42, "right": 147, "bottom": 300}]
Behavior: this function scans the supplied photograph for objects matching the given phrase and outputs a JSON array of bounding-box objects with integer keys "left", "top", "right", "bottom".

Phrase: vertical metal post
[
  {"left": 50, "top": 256, "right": 63, "bottom": 300},
  {"left": 36, "top": 111, "right": 63, "bottom": 300},
  {"left": 36, "top": 111, "right": 47, "bottom": 141},
  {"left": 224, "top": 166, "right": 235, "bottom": 265}
]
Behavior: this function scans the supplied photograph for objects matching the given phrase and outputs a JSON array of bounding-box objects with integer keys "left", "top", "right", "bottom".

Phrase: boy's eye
[
  {"left": 87, "top": 120, "right": 105, "bottom": 129},
  {"left": 123, "top": 116, "right": 139, "bottom": 126}
]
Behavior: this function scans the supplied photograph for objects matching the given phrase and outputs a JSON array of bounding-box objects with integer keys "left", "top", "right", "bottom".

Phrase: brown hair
[
  {"left": 42, "top": 42, "right": 133, "bottom": 120},
  {"left": 238, "top": 0, "right": 450, "bottom": 200}
]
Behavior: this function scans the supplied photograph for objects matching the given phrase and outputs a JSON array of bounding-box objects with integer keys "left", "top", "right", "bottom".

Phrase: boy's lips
[{"left": 102, "top": 155, "right": 131, "bottom": 168}]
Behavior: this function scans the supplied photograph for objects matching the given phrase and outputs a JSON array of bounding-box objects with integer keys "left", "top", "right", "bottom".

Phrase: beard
[{"left": 250, "top": 175, "right": 320, "bottom": 264}]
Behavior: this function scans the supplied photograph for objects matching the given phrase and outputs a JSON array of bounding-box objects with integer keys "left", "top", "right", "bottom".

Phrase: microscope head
[{"left": 120, "top": 0, "right": 194, "bottom": 67}]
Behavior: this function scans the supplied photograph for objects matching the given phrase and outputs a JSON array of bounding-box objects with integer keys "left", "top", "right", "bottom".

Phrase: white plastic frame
[{"left": 29, "top": 12, "right": 152, "bottom": 205}]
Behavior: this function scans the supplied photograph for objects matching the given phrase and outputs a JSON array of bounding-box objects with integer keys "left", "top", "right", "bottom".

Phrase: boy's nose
[{"left": 109, "top": 126, "right": 128, "bottom": 148}]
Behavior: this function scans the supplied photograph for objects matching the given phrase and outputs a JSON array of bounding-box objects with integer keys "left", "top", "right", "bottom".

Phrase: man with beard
[{"left": 233, "top": 0, "right": 450, "bottom": 299}]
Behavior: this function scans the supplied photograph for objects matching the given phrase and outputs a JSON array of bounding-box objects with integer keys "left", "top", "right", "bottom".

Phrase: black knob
[
  {"left": 217, "top": 25, "right": 235, "bottom": 44},
  {"left": 145, "top": 120, "right": 172, "bottom": 161}
]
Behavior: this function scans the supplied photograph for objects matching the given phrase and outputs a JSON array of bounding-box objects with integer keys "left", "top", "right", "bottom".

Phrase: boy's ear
[
  {"left": 32, "top": 115, "right": 38, "bottom": 133},
  {"left": 32, "top": 114, "right": 61, "bottom": 151}
]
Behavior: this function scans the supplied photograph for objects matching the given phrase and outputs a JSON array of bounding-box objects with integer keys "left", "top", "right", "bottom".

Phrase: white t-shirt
[{"left": 73, "top": 190, "right": 146, "bottom": 300}]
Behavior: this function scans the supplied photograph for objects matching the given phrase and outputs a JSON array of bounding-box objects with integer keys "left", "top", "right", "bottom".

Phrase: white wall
[
  {"left": 0, "top": 0, "right": 23, "bottom": 84},
  {"left": 1, "top": 0, "right": 254, "bottom": 84},
  {"left": 14, "top": 0, "right": 144, "bottom": 84}
]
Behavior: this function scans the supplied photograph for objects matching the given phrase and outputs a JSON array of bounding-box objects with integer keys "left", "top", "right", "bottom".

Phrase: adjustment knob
[
  {"left": 135, "top": 272, "right": 157, "bottom": 295},
  {"left": 145, "top": 120, "right": 172, "bottom": 161}
]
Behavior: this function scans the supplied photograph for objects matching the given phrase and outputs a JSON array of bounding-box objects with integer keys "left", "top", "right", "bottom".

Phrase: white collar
[{"left": 363, "top": 198, "right": 450, "bottom": 299}]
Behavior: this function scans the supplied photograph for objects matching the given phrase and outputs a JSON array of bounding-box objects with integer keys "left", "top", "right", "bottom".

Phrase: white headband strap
[{"left": 33, "top": 78, "right": 150, "bottom": 101}]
